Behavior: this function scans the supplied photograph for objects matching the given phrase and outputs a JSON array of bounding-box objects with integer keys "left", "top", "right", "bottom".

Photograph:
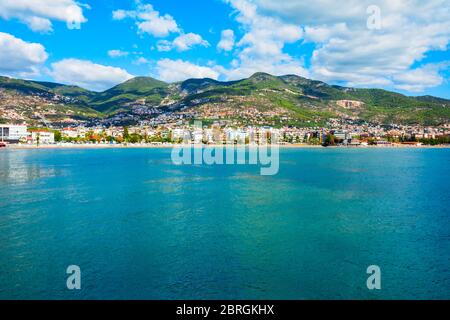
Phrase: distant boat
[{"left": 0, "top": 142, "right": 7, "bottom": 148}]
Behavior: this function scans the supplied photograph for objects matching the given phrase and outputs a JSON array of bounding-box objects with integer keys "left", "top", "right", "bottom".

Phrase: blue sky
[{"left": 0, "top": 0, "right": 449, "bottom": 98}]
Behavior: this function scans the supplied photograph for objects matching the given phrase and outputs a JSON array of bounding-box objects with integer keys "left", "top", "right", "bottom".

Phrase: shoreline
[{"left": 3, "top": 143, "right": 450, "bottom": 150}]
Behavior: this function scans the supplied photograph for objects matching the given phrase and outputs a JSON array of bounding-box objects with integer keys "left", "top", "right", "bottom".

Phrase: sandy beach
[{"left": 3, "top": 143, "right": 450, "bottom": 150}]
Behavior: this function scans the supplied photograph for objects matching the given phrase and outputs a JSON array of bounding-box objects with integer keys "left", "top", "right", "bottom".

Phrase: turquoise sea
[{"left": 0, "top": 148, "right": 449, "bottom": 299}]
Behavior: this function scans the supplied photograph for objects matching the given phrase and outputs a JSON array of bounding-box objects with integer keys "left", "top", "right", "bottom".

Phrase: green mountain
[
  {"left": 0, "top": 76, "right": 93, "bottom": 98},
  {"left": 0, "top": 76, "right": 59, "bottom": 95},
  {"left": 415, "top": 95, "right": 450, "bottom": 106},
  {"left": 0, "top": 76, "right": 100, "bottom": 125},
  {"left": 1, "top": 74, "right": 449, "bottom": 127},
  {"left": 88, "top": 77, "right": 170, "bottom": 113},
  {"left": 172, "top": 73, "right": 450, "bottom": 126}
]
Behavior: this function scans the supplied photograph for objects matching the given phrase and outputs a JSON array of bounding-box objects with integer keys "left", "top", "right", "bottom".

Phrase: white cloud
[
  {"left": 0, "top": 32, "right": 48, "bottom": 77},
  {"left": 0, "top": 0, "right": 88, "bottom": 32},
  {"left": 156, "top": 59, "right": 220, "bottom": 82},
  {"left": 303, "top": 23, "right": 348, "bottom": 43},
  {"left": 49, "top": 59, "right": 133, "bottom": 91},
  {"left": 254, "top": 0, "right": 367, "bottom": 25},
  {"left": 156, "top": 40, "right": 173, "bottom": 52},
  {"left": 251, "top": 0, "right": 450, "bottom": 92},
  {"left": 393, "top": 63, "right": 449, "bottom": 92},
  {"left": 217, "top": 29, "right": 235, "bottom": 51},
  {"left": 308, "top": 22, "right": 450, "bottom": 91},
  {"left": 133, "top": 57, "right": 150, "bottom": 65},
  {"left": 221, "top": 0, "right": 308, "bottom": 80},
  {"left": 113, "top": 3, "right": 179, "bottom": 37},
  {"left": 112, "top": 9, "right": 129, "bottom": 21},
  {"left": 172, "top": 33, "right": 209, "bottom": 51},
  {"left": 113, "top": 3, "right": 209, "bottom": 53},
  {"left": 157, "top": 33, "right": 209, "bottom": 52},
  {"left": 108, "top": 50, "right": 129, "bottom": 58}
]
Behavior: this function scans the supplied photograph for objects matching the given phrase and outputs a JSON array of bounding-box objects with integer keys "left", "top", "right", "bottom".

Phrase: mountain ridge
[{"left": 1, "top": 74, "right": 449, "bottom": 127}]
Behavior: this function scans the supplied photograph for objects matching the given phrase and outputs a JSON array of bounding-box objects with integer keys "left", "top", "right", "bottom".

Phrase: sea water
[{"left": 0, "top": 148, "right": 449, "bottom": 299}]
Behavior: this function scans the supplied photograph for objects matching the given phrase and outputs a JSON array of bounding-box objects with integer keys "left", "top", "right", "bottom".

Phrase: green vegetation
[
  {"left": 308, "top": 137, "right": 321, "bottom": 145},
  {"left": 322, "top": 134, "right": 336, "bottom": 146},
  {"left": 1, "top": 73, "right": 449, "bottom": 126},
  {"left": 419, "top": 136, "right": 450, "bottom": 145},
  {"left": 53, "top": 130, "right": 62, "bottom": 142},
  {"left": 88, "top": 77, "right": 170, "bottom": 113}
]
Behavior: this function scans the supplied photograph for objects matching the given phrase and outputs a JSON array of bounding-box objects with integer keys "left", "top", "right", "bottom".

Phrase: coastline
[{"left": 3, "top": 143, "right": 450, "bottom": 150}]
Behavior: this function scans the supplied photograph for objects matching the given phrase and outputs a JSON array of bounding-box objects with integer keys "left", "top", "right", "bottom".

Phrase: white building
[
  {"left": 30, "top": 131, "right": 55, "bottom": 144},
  {"left": 0, "top": 124, "right": 29, "bottom": 142},
  {"left": 203, "top": 128, "right": 215, "bottom": 144},
  {"left": 62, "top": 128, "right": 79, "bottom": 139},
  {"left": 225, "top": 128, "right": 247, "bottom": 143},
  {"left": 192, "top": 129, "right": 203, "bottom": 144},
  {"left": 172, "top": 128, "right": 188, "bottom": 141}
]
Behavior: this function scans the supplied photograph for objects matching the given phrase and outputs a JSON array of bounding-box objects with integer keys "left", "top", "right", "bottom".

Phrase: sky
[{"left": 0, "top": 0, "right": 449, "bottom": 98}]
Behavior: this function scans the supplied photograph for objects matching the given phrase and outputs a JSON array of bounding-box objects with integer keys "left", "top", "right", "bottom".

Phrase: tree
[
  {"left": 323, "top": 134, "right": 336, "bottom": 146},
  {"left": 128, "top": 133, "right": 142, "bottom": 144},
  {"left": 123, "top": 126, "right": 130, "bottom": 142},
  {"left": 53, "top": 130, "right": 62, "bottom": 142},
  {"left": 308, "top": 137, "right": 321, "bottom": 145}
]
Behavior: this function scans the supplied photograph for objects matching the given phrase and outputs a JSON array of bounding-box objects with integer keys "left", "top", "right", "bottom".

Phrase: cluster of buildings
[
  {"left": 1, "top": 121, "right": 449, "bottom": 146},
  {"left": 59, "top": 121, "right": 450, "bottom": 146},
  {"left": 0, "top": 124, "right": 55, "bottom": 145},
  {"left": 326, "top": 118, "right": 450, "bottom": 144}
]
